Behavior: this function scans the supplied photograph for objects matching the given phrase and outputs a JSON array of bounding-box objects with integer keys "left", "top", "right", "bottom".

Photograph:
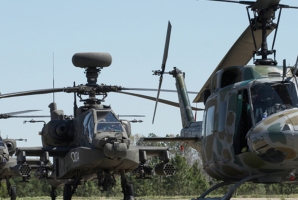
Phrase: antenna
[{"left": 52, "top": 52, "right": 55, "bottom": 102}]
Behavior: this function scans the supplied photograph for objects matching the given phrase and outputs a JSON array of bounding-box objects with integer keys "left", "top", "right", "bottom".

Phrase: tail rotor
[{"left": 152, "top": 21, "right": 172, "bottom": 124}]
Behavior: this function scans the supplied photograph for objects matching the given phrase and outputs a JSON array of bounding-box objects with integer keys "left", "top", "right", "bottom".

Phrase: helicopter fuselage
[
  {"left": 201, "top": 64, "right": 298, "bottom": 183},
  {"left": 36, "top": 104, "right": 173, "bottom": 182}
]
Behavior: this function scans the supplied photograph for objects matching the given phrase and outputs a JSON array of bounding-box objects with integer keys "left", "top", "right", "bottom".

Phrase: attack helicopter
[
  {"left": 0, "top": 53, "right": 179, "bottom": 200},
  {"left": 141, "top": 0, "right": 298, "bottom": 200},
  {"left": 0, "top": 110, "right": 49, "bottom": 200},
  {"left": 0, "top": 110, "right": 47, "bottom": 200}
]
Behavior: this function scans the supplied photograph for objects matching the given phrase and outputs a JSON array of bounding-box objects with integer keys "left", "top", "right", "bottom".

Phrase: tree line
[{"left": 1, "top": 133, "right": 298, "bottom": 198}]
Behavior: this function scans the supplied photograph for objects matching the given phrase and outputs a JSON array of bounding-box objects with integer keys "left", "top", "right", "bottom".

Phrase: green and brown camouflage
[
  {"left": 151, "top": 64, "right": 298, "bottom": 183},
  {"left": 188, "top": 64, "right": 298, "bottom": 183}
]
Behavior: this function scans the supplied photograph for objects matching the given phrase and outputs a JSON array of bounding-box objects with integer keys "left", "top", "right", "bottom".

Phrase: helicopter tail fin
[{"left": 172, "top": 67, "right": 195, "bottom": 128}]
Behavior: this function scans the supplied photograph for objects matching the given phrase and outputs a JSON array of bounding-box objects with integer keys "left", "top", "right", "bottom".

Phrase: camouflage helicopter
[
  {"left": 140, "top": 0, "right": 298, "bottom": 199},
  {"left": 0, "top": 52, "right": 183, "bottom": 200}
]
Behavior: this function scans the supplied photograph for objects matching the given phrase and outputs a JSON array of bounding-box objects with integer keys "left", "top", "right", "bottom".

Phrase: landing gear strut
[
  {"left": 50, "top": 186, "right": 57, "bottom": 200},
  {"left": 63, "top": 183, "right": 73, "bottom": 200},
  {"left": 120, "top": 170, "right": 135, "bottom": 200},
  {"left": 6, "top": 178, "right": 16, "bottom": 200},
  {"left": 193, "top": 174, "right": 267, "bottom": 200}
]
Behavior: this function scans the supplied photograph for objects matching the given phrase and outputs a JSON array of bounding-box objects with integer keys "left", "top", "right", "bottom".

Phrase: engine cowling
[
  {"left": 3, "top": 139, "right": 16, "bottom": 156},
  {"left": 41, "top": 119, "right": 74, "bottom": 146}
]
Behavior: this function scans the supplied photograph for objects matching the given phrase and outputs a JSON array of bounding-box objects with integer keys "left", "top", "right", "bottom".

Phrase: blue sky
[{"left": 0, "top": 0, "right": 297, "bottom": 148}]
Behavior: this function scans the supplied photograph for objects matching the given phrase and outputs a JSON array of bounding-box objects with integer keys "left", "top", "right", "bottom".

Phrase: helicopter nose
[
  {"left": 248, "top": 109, "right": 298, "bottom": 164},
  {"left": 104, "top": 142, "right": 127, "bottom": 159}
]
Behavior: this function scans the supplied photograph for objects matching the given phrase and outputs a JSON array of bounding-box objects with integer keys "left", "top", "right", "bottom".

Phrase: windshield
[
  {"left": 251, "top": 81, "right": 298, "bottom": 123},
  {"left": 0, "top": 138, "right": 5, "bottom": 148},
  {"left": 96, "top": 111, "right": 123, "bottom": 132}
]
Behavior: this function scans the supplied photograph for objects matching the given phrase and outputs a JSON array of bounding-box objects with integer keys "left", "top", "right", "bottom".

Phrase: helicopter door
[{"left": 233, "top": 89, "right": 252, "bottom": 155}]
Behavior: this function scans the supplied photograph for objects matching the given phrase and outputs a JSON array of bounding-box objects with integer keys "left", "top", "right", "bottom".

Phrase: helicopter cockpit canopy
[
  {"left": 0, "top": 137, "right": 5, "bottom": 151},
  {"left": 251, "top": 81, "right": 298, "bottom": 123},
  {"left": 0, "top": 137, "right": 8, "bottom": 164},
  {"left": 96, "top": 111, "right": 123, "bottom": 133}
]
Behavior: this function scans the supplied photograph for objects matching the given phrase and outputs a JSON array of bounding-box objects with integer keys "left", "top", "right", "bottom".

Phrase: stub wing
[{"left": 139, "top": 136, "right": 201, "bottom": 143}]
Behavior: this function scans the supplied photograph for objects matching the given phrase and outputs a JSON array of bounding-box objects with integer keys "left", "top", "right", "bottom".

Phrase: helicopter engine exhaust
[
  {"left": 56, "top": 124, "right": 68, "bottom": 137},
  {"left": 154, "top": 162, "right": 176, "bottom": 176}
]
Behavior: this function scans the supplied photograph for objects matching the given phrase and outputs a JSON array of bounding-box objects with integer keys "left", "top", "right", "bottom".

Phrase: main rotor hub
[
  {"left": 71, "top": 52, "right": 113, "bottom": 105},
  {"left": 246, "top": 3, "right": 281, "bottom": 66}
]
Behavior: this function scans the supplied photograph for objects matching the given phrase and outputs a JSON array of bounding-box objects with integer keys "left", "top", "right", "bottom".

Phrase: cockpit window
[
  {"left": 0, "top": 138, "right": 5, "bottom": 147},
  {"left": 96, "top": 111, "right": 123, "bottom": 132},
  {"left": 251, "top": 81, "right": 298, "bottom": 123}
]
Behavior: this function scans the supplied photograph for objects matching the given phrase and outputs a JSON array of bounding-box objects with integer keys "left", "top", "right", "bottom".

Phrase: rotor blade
[
  {"left": 194, "top": 23, "right": 275, "bottom": 103},
  {"left": 1, "top": 110, "right": 41, "bottom": 116},
  {"left": 208, "top": 0, "right": 254, "bottom": 6},
  {"left": 118, "top": 115, "right": 145, "bottom": 117},
  {"left": 4, "top": 115, "right": 49, "bottom": 118},
  {"left": 209, "top": 0, "right": 282, "bottom": 9},
  {"left": 152, "top": 76, "right": 163, "bottom": 124},
  {"left": 116, "top": 91, "right": 203, "bottom": 111},
  {"left": 0, "top": 88, "right": 66, "bottom": 99},
  {"left": 280, "top": 4, "right": 298, "bottom": 9},
  {"left": 153, "top": 21, "right": 172, "bottom": 124},
  {"left": 121, "top": 87, "right": 198, "bottom": 94},
  {"left": 161, "top": 21, "right": 172, "bottom": 73}
]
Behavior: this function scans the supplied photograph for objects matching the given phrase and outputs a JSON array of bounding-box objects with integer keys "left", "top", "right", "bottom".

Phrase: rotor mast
[
  {"left": 248, "top": 4, "right": 280, "bottom": 66},
  {"left": 72, "top": 52, "right": 112, "bottom": 106}
]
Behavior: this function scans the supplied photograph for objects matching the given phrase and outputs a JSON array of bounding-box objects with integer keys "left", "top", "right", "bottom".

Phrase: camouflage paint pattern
[{"left": 198, "top": 65, "right": 298, "bottom": 183}]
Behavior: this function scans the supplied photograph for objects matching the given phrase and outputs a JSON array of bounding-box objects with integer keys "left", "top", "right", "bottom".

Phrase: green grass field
[
  {"left": 2, "top": 196, "right": 298, "bottom": 200},
  {"left": 0, "top": 197, "right": 193, "bottom": 200}
]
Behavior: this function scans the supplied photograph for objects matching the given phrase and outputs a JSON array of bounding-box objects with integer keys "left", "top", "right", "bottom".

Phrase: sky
[{"left": 0, "top": 0, "right": 297, "bottom": 149}]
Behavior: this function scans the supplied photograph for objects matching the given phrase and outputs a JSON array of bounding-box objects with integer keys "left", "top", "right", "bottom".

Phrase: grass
[
  {"left": 0, "top": 197, "right": 194, "bottom": 200},
  {"left": 2, "top": 196, "right": 298, "bottom": 200}
]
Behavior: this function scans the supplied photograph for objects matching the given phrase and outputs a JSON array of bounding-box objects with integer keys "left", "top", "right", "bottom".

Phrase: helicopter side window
[
  {"left": 0, "top": 138, "right": 5, "bottom": 147},
  {"left": 83, "top": 112, "right": 92, "bottom": 136},
  {"left": 88, "top": 115, "right": 94, "bottom": 141},
  {"left": 205, "top": 106, "right": 215, "bottom": 137},
  {"left": 221, "top": 69, "right": 239, "bottom": 88},
  {"left": 202, "top": 110, "right": 207, "bottom": 138}
]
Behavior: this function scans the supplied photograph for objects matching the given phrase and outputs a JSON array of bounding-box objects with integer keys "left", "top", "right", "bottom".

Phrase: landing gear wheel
[
  {"left": 50, "top": 187, "right": 57, "bottom": 200},
  {"left": 10, "top": 186, "right": 16, "bottom": 200},
  {"left": 123, "top": 183, "right": 135, "bottom": 200},
  {"left": 63, "top": 184, "right": 72, "bottom": 200}
]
